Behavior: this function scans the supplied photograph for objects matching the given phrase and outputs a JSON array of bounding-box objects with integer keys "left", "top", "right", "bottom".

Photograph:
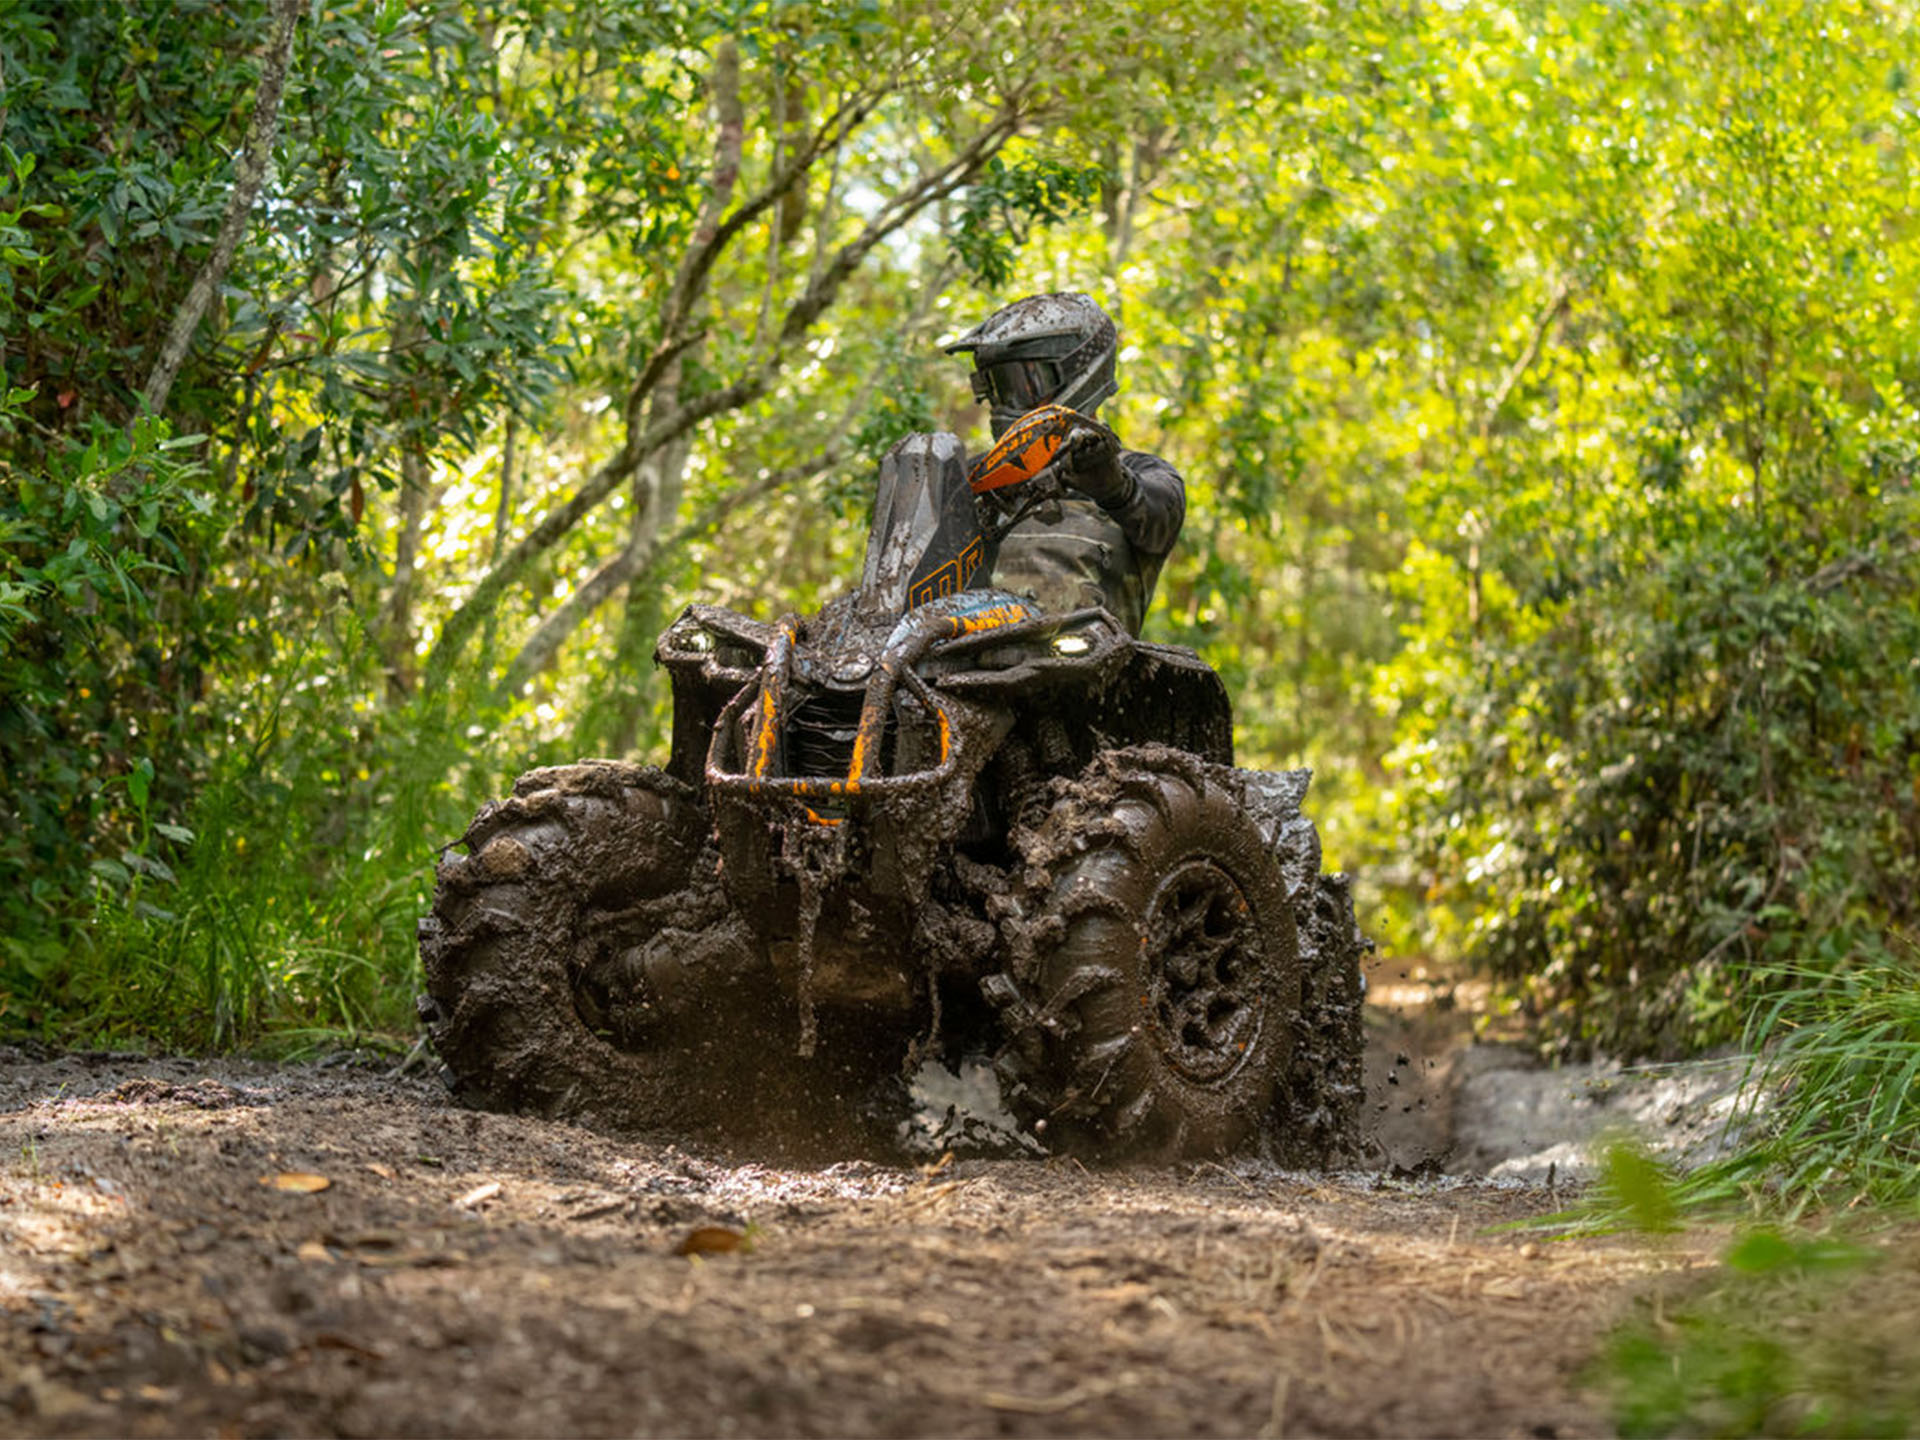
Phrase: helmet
[{"left": 943, "top": 292, "right": 1118, "bottom": 437}]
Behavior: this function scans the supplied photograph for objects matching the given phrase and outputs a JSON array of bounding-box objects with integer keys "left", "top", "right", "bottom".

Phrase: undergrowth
[
  {"left": 1587, "top": 942, "right": 1920, "bottom": 1436},
  {"left": 1598, "top": 1225, "right": 1920, "bottom": 1439},
  {"left": 0, "top": 616, "right": 550, "bottom": 1054},
  {"left": 1677, "top": 948, "right": 1920, "bottom": 1216},
  {"left": 1569, "top": 941, "right": 1920, "bottom": 1229}
]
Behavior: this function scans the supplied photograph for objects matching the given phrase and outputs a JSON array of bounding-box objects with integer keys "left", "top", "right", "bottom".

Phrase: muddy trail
[{"left": 0, "top": 985, "right": 1718, "bottom": 1439}]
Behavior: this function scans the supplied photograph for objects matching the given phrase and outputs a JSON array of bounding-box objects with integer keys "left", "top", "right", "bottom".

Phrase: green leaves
[
  {"left": 1600, "top": 1225, "right": 1905, "bottom": 1438},
  {"left": 951, "top": 155, "right": 1109, "bottom": 288}
]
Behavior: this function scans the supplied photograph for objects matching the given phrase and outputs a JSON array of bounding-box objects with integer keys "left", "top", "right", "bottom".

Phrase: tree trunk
[
  {"left": 143, "top": 0, "right": 301, "bottom": 418},
  {"left": 382, "top": 446, "right": 431, "bottom": 700}
]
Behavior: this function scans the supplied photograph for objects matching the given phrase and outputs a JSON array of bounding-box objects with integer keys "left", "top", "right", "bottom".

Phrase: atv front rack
[{"left": 704, "top": 594, "right": 1111, "bottom": 821}]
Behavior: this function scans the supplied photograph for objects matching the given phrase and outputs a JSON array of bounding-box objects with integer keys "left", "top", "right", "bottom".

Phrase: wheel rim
[{"left": 1143, "top": 859, "right": 1266, "bottom": 1085}]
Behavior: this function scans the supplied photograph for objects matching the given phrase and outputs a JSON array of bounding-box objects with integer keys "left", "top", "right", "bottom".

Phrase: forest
[
  {"left": 10, "top": 0, "right": 1919, "bottom": 1064},
  {"left": 3, "top": 0, "right": 1920, "bottom": 1427}
]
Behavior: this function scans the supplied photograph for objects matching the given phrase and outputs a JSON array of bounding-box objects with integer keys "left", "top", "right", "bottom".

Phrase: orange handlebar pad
[{"left": 966, "top": 404, "right": 1079, "bottom": 494}]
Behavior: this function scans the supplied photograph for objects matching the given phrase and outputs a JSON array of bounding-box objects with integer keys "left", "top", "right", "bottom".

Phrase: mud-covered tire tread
[
  {"left": 1278, "top": 871, "right": 1369, "bottom": 1165},
  {"left": 996, "top": 744, "right": 1302, "bottom": 1161},
  {"left": 418, "top": 761, "right": 711, "bottom": 1124}
]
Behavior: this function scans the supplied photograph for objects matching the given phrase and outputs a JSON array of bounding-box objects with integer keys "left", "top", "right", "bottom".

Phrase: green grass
[
  {"left": 1547, "top": 943, "right": 1920, "bottom": 1237},
  {"left": 0, "top": 691, "right": 498, "bottom": 1055},
  {"left": 1586, "top": 944, "right": 1920, "bottom": 1437},
  {"left": 1598, "top": 1225, "right": 1920, "bottom": 1438},
  {"left": 1669, "top": 946, "right": 1920, "bottom": 1217}
]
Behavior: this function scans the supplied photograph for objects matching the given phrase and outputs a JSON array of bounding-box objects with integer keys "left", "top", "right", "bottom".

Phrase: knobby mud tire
[
  {"left": 996, "top": 746, "right": 1302, "bottom": 1161},
  {"left": 416, "top": 760, "right": 722, "bottom": 1127},
  {"left": 1278, "top": 872, "right": 1369, "bottom": 1165}
]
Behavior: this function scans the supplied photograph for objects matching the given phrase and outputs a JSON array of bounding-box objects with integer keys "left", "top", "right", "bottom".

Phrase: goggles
[{"left": 970, "top": 357, "right": 1062, "bottom": 413}]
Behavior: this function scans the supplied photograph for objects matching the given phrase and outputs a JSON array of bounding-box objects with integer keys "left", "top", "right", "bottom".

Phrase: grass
[
  {"left": 1596, "top": 1222, "right": 1920, "bottom": 1438},
  {"left": 1586, "top": 939, "right": 1920, "bottom": 1436},
  {"left": 1548, "top": 942, "right": 1920, "bottom": 1237},
  {"left": 1, "top": 692, "right": 495, "bottom": 1055},
  {"left": 1665, "top": 945, "right": 1920, "bottom": 1217}
]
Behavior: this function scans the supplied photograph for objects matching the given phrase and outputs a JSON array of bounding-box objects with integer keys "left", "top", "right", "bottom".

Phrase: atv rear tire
[
  {"left": 997, "top": 747, "right": 1302, "bottom": 1160},
  {"left": 417, "top": 761, "right": 722, "bottom": 1123}
]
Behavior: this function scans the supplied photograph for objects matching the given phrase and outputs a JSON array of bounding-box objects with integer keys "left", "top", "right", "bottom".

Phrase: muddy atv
[{"left": 418, "top": 410, "right": 1369, "bottom": 1161}]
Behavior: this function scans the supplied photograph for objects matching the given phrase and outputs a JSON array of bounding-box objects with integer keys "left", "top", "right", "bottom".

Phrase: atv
[{"left": 418, "top": 407, "right": 1369, "bottom": 1161}]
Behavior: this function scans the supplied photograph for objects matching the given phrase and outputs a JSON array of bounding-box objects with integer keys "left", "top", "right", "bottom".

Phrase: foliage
[
  {"left": 0, "top": 0, "right": 1121, "bottom": 1046},
  {"left": 0, "top": 383, "right": 226, "bottom": 1015},
  {"left": 950, "top": 156, "right": 1109, "bottom": 288},
  {"left": 1651, "top": 945, "right": 1920, "bottom": 1217},
  {"left": 2, "top": 0, "right": 1919, "bottom": 1072},
  {"left": 1131, "top": 0, "right": 1920, "bottom": 1055},
  {"left": 1589, "top": 1143, "right": 1920, "bottom": 1436},
  {"left": 1599, "top": 1225, "right": 1918, "bottom": 1439}
]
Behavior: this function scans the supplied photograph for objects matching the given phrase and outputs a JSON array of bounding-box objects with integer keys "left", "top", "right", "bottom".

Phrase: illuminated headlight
[{"left": 1051, "top": 633, "right": 1093, "bottom": 657}]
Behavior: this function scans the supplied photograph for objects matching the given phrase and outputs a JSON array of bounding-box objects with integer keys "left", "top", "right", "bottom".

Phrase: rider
[{"left": 943, "top": 293, "right": 1185, "bottom": 636}]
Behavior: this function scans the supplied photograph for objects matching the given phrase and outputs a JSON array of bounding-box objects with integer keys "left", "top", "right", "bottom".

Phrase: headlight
[
  {"left": 1051, "top": 633, "right": 1093, "bottom": 657},
  {"left": 674, "top": 628, "right": 715, "bottom": 654}
]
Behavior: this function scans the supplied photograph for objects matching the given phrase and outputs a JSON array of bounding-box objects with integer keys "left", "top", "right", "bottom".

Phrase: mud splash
[{"left": 899, "top": 1057, "right": 1046, "bottom": 1160}]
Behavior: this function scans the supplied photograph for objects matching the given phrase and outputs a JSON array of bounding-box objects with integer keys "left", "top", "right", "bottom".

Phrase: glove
[{"left": 1062, "top": 422, "right": 1134, "bottom": 510}]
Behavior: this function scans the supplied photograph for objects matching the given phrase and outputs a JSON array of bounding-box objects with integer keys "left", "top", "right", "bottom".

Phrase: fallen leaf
[
  {"left": 261, "top": 1173, "right": 331, "bottom": 1194},
  {"left": 295, "top": 1241, "right": 333, "bottom": 1264},
  {"left": 675, "top": 1225, "right": 749, "bottom": 1257},
  {"left": 455, "top": 1181, "right": 502, "bottom": 1209},
  {"left": 365, "top": 1162, "right": 395, "bottom": 1181}
]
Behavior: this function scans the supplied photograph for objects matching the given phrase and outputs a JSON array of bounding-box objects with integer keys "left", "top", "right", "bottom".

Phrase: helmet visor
[{"left": 970, "top": 357, "right": 1061, "bottom": 414}]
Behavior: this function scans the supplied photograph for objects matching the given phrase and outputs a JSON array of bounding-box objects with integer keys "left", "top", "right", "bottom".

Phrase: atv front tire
[
  {"left": 417, "top": 761, "right": 723, "bottom": 1123},
  {"left": 1279, "top": 872, "right": 1368, "bottom": 1163},
  {"left": 997, "top": 747, "right": 1302, "bottom": 1159}
]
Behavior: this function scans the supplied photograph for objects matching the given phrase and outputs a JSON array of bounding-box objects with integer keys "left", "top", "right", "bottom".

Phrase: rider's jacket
[{"left": 991, "top": 449, "right": 1185, "bottom": 636}]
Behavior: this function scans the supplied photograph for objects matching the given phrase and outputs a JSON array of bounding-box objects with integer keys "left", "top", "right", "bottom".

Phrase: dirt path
[{"left": 0, "top": 1039, "right": 1709, "bottom": 1439}]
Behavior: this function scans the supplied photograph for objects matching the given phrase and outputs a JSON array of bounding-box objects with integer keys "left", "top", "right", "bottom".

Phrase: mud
[{"left": 0, "top": 1043, "right": 1713, "bottom": 1440}]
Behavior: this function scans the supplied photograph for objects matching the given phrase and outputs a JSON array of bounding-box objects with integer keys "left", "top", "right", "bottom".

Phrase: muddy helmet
[{"left": 944, "top": 292, "right": 1119, "bottom": 437}]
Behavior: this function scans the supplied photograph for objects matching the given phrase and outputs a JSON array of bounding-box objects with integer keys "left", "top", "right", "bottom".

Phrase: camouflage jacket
[{"left": 991, "top": 449, "right": 1185, "bottom": 636}]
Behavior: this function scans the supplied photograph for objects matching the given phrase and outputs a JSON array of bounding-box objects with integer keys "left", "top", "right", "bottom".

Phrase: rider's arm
[
  {"left": 1105, "top": 451, "right": 1185, "bottom": 558},
  {"left": 1063, "top": 427, "right": 1186, "bottom": 559}
]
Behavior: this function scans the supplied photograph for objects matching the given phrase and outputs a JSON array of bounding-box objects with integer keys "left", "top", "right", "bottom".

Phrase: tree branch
[
  {"left": 1478, "top": 278, "right": 1572, "bottom": 442},
  {"left": 421, "top": 107, "right": 1021, "bottom": 692},
  {"left": 628, "top": 88, "right": 872, "bottom": 429},
  {"left": 498, "top": 439, "right": 850, "bottom": 699},
  {"left": 496, "top": 302, "right": 913, "bottom": 699},
  {"left": 142, "top": 0, "right": 301, "bottom": 418}
]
